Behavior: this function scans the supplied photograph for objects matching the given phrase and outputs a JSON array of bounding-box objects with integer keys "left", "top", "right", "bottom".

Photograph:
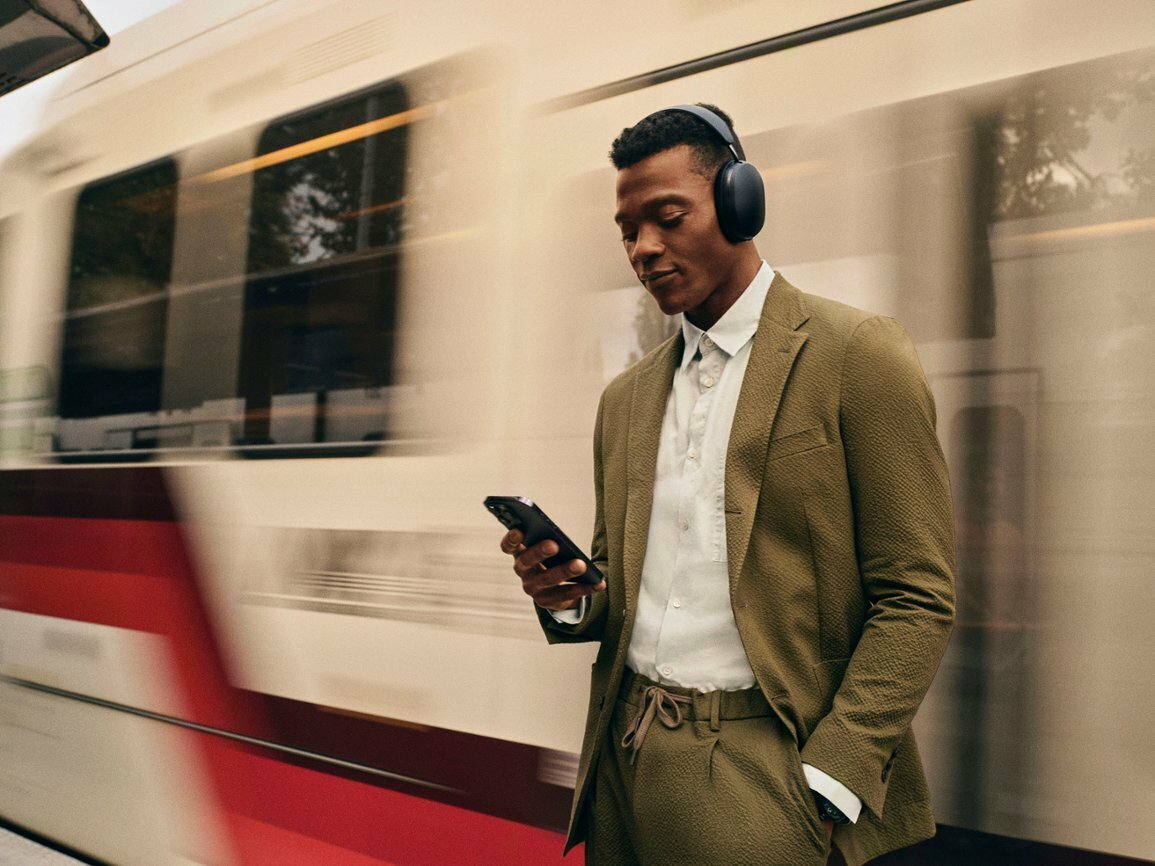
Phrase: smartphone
[{"left": 484, "top": 495, "right": 603, "bottom": 586}]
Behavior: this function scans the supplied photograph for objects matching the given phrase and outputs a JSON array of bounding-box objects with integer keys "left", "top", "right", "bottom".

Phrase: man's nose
[{"left": 631, "top": 225, "right": 663, "bottom": 264}]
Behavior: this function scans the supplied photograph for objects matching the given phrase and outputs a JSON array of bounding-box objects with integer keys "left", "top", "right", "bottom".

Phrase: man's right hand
[{"left": 500, "top": 529, "right": 606, "bottom": 612}]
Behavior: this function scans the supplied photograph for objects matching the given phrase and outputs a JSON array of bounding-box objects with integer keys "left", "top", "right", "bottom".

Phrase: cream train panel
[
  {"left": 0, "top": 611, "right": 231, "bottom": 866},
  {"left": 173, "top": 458, "right": 597, "bottom": 753}
]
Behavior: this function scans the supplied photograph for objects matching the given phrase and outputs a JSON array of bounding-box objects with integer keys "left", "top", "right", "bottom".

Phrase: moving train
[{"left": 1, "top": 0, "right": 1153, "bottom": 863}]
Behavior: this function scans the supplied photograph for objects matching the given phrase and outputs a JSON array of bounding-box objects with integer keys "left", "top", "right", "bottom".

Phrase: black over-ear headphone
[{"left": 641, "top": 104, "right": 766, "bottom": 243}]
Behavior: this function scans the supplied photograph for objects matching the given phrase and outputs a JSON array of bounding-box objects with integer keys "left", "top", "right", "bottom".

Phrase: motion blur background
[{"left": 0, "top": 1, "right": 1153, "bottom": 864}]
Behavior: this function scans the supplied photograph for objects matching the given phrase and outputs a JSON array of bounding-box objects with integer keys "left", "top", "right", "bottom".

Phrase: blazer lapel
[
  {"left": 622, "top": 333, "right": 682, "bottom": 610},
  {"left": 725, "top": 273, "right": 810, "bottom": 588}
]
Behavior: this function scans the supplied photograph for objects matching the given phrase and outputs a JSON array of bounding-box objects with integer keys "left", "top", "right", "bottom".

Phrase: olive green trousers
[{"left": 584, "top": 670, "right": 832, "bottom": 866}]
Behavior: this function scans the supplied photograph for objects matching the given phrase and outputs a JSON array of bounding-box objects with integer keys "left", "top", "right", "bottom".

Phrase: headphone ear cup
[{"left": 714, "top": 160, "right": 766, "bottom": 243}]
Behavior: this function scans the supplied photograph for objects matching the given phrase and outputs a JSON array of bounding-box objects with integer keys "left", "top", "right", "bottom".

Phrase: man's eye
[
  {"left": 621, "top": 232, "right": 636, "bottom": 244},
  {"left": 659, "top": 214, "right": 684, "bottom": 228}
]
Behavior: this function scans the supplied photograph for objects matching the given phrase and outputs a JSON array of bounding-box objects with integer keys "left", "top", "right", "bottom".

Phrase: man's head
[
  {"left": 609, "top": 103, "right": 737, "bottom": 180},
  {"left": 611, "top": 104, "right": 762, "bottom": 330}
]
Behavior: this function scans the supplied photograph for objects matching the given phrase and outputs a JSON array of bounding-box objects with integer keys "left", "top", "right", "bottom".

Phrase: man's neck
[{"left": 684, "top": 247, "right": 763, "bottom": 331}]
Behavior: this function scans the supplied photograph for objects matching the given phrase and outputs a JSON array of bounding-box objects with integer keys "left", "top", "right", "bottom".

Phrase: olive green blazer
[{"left": 540, "top": 273, "right": 955, "bottom": 865}]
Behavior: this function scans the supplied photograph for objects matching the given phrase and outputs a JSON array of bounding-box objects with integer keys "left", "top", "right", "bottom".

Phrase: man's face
[{"left": 614, "top": 144, "right": 748, "bottom": 329}]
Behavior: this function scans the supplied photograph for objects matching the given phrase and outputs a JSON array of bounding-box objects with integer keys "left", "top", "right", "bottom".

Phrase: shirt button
[
  {"left": 661, "top": 666, "right": 672, "bottom": 677},
  {"left": 687, "top": 447, "right": 697, "bottom": 459},
  {"left": 672, "top": 599, "right": 682, "bottom": 608},
  {"left": 702, "top": 376, "right": 715, "bottom": 388},
  {"left": 680, "top": 519, "right": 689, "bottom": 531}
]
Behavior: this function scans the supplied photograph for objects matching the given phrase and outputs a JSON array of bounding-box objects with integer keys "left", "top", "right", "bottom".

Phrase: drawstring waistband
[
  {"left": 616, "top": 670, "right": 775, "bottom": 763},
  {"left": 620, "top": 685, "right": 692, "bottom": 765}
]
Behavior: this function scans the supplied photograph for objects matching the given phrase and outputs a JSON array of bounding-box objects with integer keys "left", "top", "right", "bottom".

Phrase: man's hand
[
  {"left": 500, "top": 529, "right": 606, "bottom": 611},
  {"left": 823, "top": 819, "right": 834, "bottom": 843}
]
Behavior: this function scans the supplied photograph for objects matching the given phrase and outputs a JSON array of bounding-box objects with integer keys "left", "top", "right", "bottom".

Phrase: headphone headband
[
  {"left": 647, "top": 104, "right": 746, "bottom": 161},
  {"left": 633, "top": 103, "right": 764, "bottom": 243}
]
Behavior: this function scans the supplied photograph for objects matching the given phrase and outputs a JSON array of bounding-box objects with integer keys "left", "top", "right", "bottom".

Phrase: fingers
[
  {"left": 499, "top": 532, "right": 571, "bottom": 576},
  {"left": 531, "top": 579, "right": 606, "bottom": 611},
  {"left": 518, "top": 553, "right": 582, "bottom": 587},
  {"left": 499, "top": 529, "right": 523, "bottom": 556},
  {"left": 501, "top": 534, "right": 581, "bottom": 576},
  {"left": 498, "top": 531, "right": 604, "bottom": 611},
  {"left": 511, "top": 538, "right": 563, "bottom": 577},
  {"left": 523, "top": 562, "right": 605, "bottom": 612}
]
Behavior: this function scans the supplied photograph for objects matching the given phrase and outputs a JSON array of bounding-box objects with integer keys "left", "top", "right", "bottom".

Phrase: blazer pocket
[{"left": 768, "top": 425, "right": 827, "bottom": 461}]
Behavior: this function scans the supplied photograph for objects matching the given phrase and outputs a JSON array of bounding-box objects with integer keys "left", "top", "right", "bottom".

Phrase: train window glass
[
  {"left": 57, "top": 64, "right": 478, "bottom": 462},
  {"left": 55, "top": 160, "right": 177, "bottom": 456},
  {"left": 238, "top": 82, "right": 410, "bottom": 452},
  {"left": 738, "top": 107, "right": 995, "bottom": 345},
  {"left": 978, "top": 53, "right": 1155, "bottom": 224}
]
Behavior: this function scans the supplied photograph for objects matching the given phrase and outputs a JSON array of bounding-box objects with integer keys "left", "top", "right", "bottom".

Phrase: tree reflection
[
  {"left": 247, "top": 88, "right": 408, "bottom": 273},
  {"left": 627, "top": 290, "right": 678, "bottom": 366},
  {"left": 987, "top": 56, "right": 1155, "bottom": 221}
]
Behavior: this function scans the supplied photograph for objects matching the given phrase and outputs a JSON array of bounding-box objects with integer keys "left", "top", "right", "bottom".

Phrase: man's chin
[{"left": 648, "top": 292, "right": 687, "bottom": 317}]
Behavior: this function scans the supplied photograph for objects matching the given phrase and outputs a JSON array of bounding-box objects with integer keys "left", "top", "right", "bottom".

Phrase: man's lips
[{"left": 640, "top": 269, "right": 677, "bottom": 286}]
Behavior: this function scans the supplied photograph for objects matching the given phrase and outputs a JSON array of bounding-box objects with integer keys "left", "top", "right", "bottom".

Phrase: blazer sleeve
[
  {"left": 799, "top": 315, "right": 956, "bottom": 817},
  {"left": 536, "top": 391, "right": 610, "bottom": 644}
]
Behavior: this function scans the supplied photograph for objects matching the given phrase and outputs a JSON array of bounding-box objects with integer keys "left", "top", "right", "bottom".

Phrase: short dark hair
[{"left": 608, "top": 103, "right": 737, "bottom": 178}]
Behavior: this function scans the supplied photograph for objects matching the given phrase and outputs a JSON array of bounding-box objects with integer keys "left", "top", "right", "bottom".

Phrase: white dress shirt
[{"left": 557, "top": 261, "right": 860, "bottom": 822}]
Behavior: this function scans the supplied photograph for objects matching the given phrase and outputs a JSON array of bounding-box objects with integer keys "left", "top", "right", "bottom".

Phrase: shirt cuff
[
  {"left": 548, "top": 596, "right": 586, "bottom": 625},
  {"left": 803, "top": 763, "right": 862, "bottom": 824}
]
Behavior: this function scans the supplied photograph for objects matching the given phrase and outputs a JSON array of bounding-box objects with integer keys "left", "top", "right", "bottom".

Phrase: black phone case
[{"left": 484, "top": 496, "right": 603, "bottom": 585}]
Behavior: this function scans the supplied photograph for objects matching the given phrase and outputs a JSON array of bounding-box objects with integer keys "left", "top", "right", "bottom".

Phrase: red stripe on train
[
  {"left": 224, "top": 749, "right": 569, "bottom": 865},
  {"left": 0, "top": 513, "right": 573, "bottom": 864},
  {"left": 0, "top": 515, "right": 254, "bottom": 733}
]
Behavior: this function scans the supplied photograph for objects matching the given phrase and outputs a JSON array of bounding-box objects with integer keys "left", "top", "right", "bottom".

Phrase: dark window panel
[
  {"left": 239, "top": 81, "right": 409, "bottom": 451},
  {"left": 58, "top": 160, "right": 178, "bottom": 424}
]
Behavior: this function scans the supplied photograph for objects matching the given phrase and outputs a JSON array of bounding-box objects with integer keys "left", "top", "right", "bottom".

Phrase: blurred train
[{"left": 1, "top": 0, "right": 1153, "bottom": 863}]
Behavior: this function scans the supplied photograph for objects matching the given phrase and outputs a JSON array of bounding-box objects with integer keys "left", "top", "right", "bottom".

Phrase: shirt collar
[{"left": 679, "top": 261, "right": 775, "bottom": 371}]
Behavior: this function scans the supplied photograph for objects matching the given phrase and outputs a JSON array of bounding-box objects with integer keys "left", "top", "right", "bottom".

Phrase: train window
[
  {"left": 237, "top": 82, "right": 409, "bottom": 452},
  {"left": 55, "top": 160, "right": 177, "bottom": 453},
  {"left": 47, "top": 80, "right": 419, "bottom": 460}
]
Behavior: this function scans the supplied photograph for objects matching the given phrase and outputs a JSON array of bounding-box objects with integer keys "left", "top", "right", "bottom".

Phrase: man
[{"left": 500, "top": 104, "right": 955, "bottom": 865}]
